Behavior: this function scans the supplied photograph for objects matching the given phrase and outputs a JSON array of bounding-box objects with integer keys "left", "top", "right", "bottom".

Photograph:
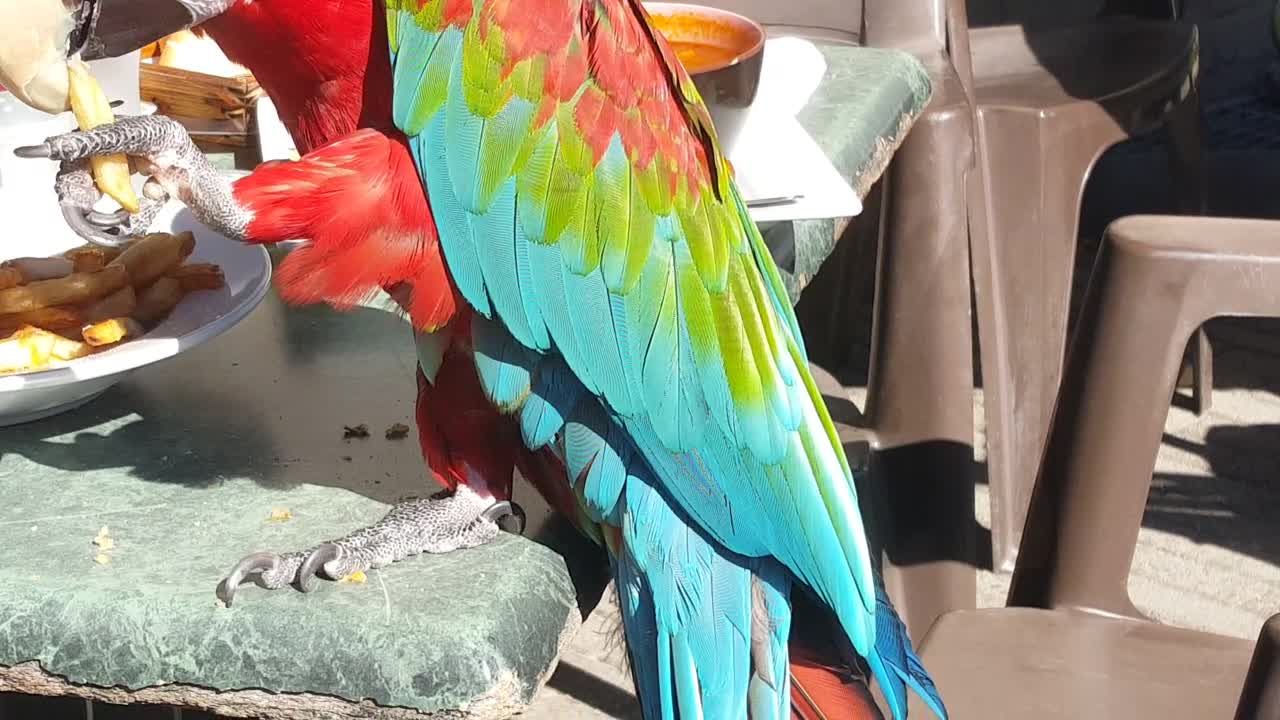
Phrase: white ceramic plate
[{"left": 0, "top": 202, "right": 272, "bottom": 426}]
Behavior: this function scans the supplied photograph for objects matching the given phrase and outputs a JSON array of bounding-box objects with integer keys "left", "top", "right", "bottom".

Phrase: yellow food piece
[
  {"left": 67, "top": 60, "right": 140, "bottom": 213},
  {"left": 81, "top": 317, "right": 143, "bottom": 347},
  {"left": 94, "top": 553, "right": 112, "bottom": 565},
  {"left": 0, "top": 325, "right": 93, "bottom": 374},
  {"left": 93, "top": 526, "right": 114, "bottom": 550},
  {"left": 339, "top": 571, "right": 368, "bottom": 584},
  {"left": 266, "top": 508, "right": 293, "bottom": 522}
]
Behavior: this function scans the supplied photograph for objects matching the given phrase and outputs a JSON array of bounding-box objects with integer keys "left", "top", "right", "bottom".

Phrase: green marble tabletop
[
  {"left": 765, "top": 39, "right": 931, "bottom": 301},
  {"left": 0, "top": 39, "right": 930, "bottom": 718}
]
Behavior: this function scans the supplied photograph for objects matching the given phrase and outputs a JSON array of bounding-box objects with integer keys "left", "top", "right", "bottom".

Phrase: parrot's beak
[{"left": 0, "top": 0, "right": 217, "bottom": 115}]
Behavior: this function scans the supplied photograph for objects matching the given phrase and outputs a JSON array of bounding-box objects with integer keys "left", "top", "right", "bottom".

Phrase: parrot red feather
[{"left": 230, "top": 129, "right": 458, "bottom": 330}]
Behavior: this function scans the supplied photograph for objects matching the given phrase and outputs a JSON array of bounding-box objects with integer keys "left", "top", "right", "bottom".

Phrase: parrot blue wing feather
[
  {"left": 471, "top": 178, "right": 539, "bottom": 348},
  {"left": 526, "top": 230, "right": 598, "bottom": 395},
  {"left": 519, "top": 356, "right": 582, "bottom": 449},
  {"left": 387, "top": 0, "right": 946, "bottom": 716},
  {"left": 470, "top": 312, "right": 536, "bottom": 412},
  {"left": 420, "top": 105, "right": 491, "bottom": 318}
]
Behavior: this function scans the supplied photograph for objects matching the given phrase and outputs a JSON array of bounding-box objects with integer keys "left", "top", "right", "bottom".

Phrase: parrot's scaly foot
[
  {"left": 53, "top": 159, "right": 169, "bottom": 247},
  {"left": 15, "top": 115, "right": 250, "bottom": 245},
  {"left": 215, "top": 485, "right": 527, "bottom": 607}
]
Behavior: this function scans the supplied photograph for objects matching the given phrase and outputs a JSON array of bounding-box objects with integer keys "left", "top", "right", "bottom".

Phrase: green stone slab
[
  {"left": 768, "top": 40, "right": 932, "bottom": 301},
  {"left": 0, "top": 290, "right": 578, "bottom": 718}
]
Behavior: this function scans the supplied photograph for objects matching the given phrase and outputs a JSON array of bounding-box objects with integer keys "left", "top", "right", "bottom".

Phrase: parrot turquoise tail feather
[
  {"left": 870, "top": 583, "right": 949, "bottom": 720},
  {"left": 472, "top": 310, "right": 795, "bottom": 719}
]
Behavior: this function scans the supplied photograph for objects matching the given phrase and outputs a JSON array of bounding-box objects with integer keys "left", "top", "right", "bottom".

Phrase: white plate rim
[{"left": 0, "top": 223, "right": 272, "bottom": 394}]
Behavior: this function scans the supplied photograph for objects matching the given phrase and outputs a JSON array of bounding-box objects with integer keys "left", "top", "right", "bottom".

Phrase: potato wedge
[
  {"left": 168, "top": 262, "right": 225, "bottom": 292},
  {"left": 80, "top": 285, "right": 138, "bottom": 324},
  {"left": 67, "top": 60, "right": 140, "bottom": 214},
  {"left": 66, "top": 243, "right": 126, "bottom": 264},
  {"left": 2, "top": 256, "right": 75, "bottom": 282},
  {"left": 0, "top": 306, "right": 84, "bottom": 332},
  {"left": 134, "top": 277, "right": 185, "bottom": 325},
  {"left": 0, "top": 267, "right": 20, "bottom": 291},
  {"left": 0, "top": 265, "right": 128, "bottom": 314},
  {"left": 65, "top": 246, "right": 110, "bottom": 273},
  {"left": 109, "top": 232, "right": 196, "bottom": 288}
]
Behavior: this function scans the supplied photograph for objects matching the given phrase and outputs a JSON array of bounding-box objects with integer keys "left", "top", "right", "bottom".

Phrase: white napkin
[{"left": 735, "top": 37, "right": 862, "bottom": 223}]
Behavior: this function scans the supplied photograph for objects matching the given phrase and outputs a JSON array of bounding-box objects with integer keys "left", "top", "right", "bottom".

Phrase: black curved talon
[
  {"left": 13, "top": 144, "right": 51, "bottom": 159},
  {"left": 61, "top": 205, "right": 132, "bottom": 247},
  {"left": 297, "top": 543, "right": 343, "bottom": 593},
  {"left": 216, "top": 551, "right": 281, "bottom": 608},
  {"left": 482, "top": 501, "right": 527, "bottom": 535},
  {"left": 87, "top": 208, "right": 130, "bottom": 227}
]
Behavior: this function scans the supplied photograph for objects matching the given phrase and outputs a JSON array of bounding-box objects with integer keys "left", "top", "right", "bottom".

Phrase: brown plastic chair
[
  {"left": 1237, "top": 614, "right": 1280, "bottom": 720},
  {"left": 905, "top": 214, "right": 1280, "bottom": 718},
  {"left": 965, "top": 1, "right": 1207, "bottom": 572},
  {"left": 840, "top": 0, "right": 983, "bottom": 646}
]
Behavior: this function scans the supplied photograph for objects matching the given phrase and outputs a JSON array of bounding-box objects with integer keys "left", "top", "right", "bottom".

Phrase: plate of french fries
[{"left": 0, "top": 202, "right": 271, "bottom": 426}]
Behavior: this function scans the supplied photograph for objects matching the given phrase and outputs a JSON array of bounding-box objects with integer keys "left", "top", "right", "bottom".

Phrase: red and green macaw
[{"left": 1, "top": 1, "right": 946, "bottom": 718}]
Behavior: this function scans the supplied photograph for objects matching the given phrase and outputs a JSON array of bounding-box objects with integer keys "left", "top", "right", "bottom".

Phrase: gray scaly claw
[
  {"left": 14, "top": 115, "right": 249, "bottom": 245},
  {"left": 297, "top": 543, "right": 345, "bottom": 592},
  {"left": 53, "top": 159, "right": 129, "bottom": 247},
  {"left": 217, "top": 548, "right": 302, "bottom": 604},
  {"left": 216, "top": 487, "right": 526, "bottom": 607}
]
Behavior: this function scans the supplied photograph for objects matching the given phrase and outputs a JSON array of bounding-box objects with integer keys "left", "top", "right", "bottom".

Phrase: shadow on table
[
  {"left": 0, "top": 301, "right": 425, "bottom": 506},
  {"left": 1, "top": 382, "right": 288, "bottom": 491}
]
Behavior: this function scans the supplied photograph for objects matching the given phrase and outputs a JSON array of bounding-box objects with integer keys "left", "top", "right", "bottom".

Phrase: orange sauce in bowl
[
  {"left": 668, "top": 41, "right": 743, "bottom": 74},
  {"left": 648, "top": 9, "right": 761, "bottom": 75}
]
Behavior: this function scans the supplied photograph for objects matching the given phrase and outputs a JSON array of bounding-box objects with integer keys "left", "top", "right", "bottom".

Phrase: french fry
[
  {"left": 133, "top": 277, "right": 185, "bottom": 325},
  {"left": 0, "top": 325, "right": 93, "bottom": 374},
  {"left": 0, "top": 265, "right": 128, "bottom": 314},
  {"left": 2, "top": 256, "right": 75, "bottom": 282},
  {"left": 67, "top": 60, "right": 141, "bottom": 214},
  {"left": 82, "top": 317, "right": 144, "bottom": 347},
  {"left": 0, "top": 240, "right": 226, "bottom": 374},
  {"left": 168, "top": 262, "right": 225, "bottom": 292},
  {"left": 65, "top": 246, "right": 109, "bottom": 273},
  {"left": 80, "top": 285, "right": 137, "bottom": 324},
  {"left": 65, "top": 243, "right": 127, "bottom": 264},
  {"left": 0, "top": 306, "right": 84, "bottom": 333},
  {"left": 109, "top": 232, "right": 196, "bottom": 288}
]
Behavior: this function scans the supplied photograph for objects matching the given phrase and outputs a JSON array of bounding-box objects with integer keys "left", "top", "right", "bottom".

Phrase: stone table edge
[{"left": 0, "top": 606, "right": 582, "bottom": 720}]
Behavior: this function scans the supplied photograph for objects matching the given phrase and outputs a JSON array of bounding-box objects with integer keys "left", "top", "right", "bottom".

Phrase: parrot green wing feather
[{"left": 386, "top": 0, "right": 878, "bottom": 675}]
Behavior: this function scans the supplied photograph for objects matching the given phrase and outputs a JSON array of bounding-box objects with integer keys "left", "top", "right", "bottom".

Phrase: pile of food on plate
[
  {"left": 0, "top": 57, "right": 227, "bottom": 377},
  {"left": 0, "top": 232, "right": 225, "bottom": 375}
]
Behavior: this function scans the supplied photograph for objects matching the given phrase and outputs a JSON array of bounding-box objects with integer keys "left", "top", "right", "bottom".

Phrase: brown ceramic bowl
[{"left": 644, "top": 2, "right": 766, "bottom": 156}]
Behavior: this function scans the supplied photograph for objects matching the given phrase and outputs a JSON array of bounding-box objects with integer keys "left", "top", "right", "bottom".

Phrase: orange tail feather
[{"left": 788, "top": 590, "right": 886, "bottom": 720}]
